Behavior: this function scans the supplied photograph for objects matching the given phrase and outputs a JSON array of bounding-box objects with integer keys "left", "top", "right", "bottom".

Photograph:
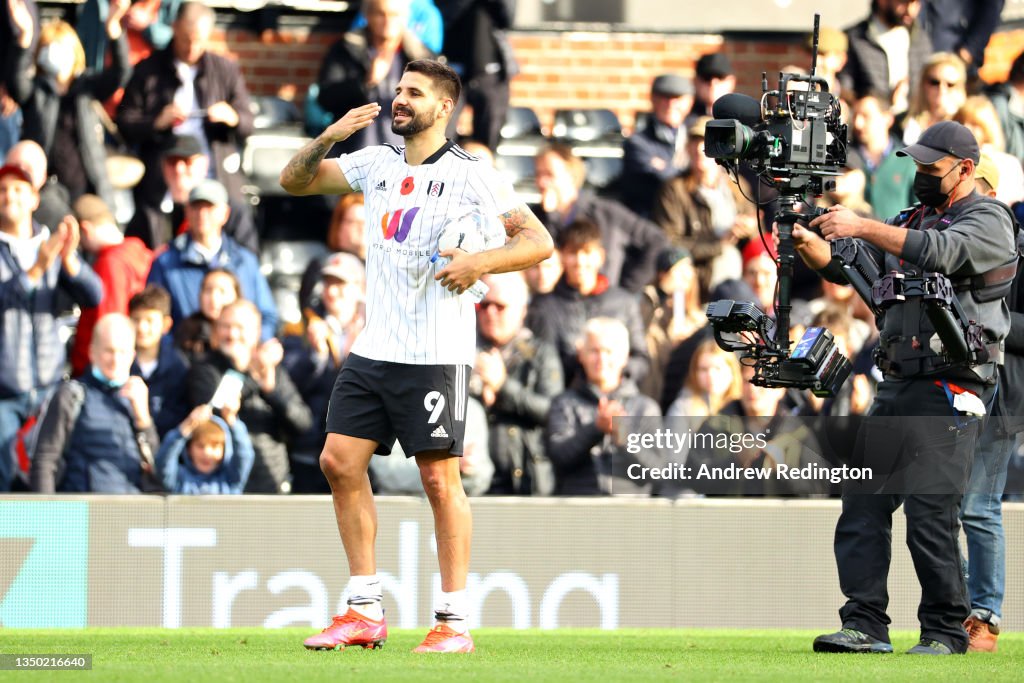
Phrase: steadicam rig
[
  {"left": 706, "top": 299, "right": 851, "bottom": 398},
  {"left": 702, "top": 13, "right": 851, "bottom": 398}
]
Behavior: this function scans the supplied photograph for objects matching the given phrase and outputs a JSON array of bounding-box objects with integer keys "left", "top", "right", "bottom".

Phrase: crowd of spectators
[{"left": 2, "top": 0, "right": 1024, "bottom": 498}]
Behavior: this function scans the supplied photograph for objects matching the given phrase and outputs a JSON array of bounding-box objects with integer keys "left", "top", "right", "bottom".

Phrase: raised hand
[
  {"left": 58, "top": 215, "right": 81, "bottom": 275},
  {"left": 321, "top": 103, "right": 382, "bottom": 144},
  {"left": 207, "top": 101, "right": 240, "bottom": 128},
  {"left": 121, "top": 376, "right": 153, "bottom": 429},
  {"left": 154, "top": 102, "right": 187, "bottom": 130},
  {"left": 107, "top": 0, "right": 130, "bottom": 38},
  {"left": 179, "top": 404, "right": 214, "bottom": 438},
  {"left": 8, "top": 0, "right": 35, "bottom": 48}
]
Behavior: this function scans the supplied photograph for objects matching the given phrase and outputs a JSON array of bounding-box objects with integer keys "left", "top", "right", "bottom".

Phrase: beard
[
  {"left": 880, "top": 6, "right": 912, "bottom": 28},
  {"left": 391, "top": 107, "right": 436, "bottom": 136}
]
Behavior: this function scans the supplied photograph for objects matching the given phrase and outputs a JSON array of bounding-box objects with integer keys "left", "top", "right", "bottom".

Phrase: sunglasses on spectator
[
  {"left": 927, "top": 77, "right": 961, "bottom": 88},
  {"left": 476, "top": 301, "right": 507, "bottom": 312}
]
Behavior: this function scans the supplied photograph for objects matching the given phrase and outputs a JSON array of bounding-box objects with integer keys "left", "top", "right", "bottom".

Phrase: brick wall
[{"left": 208, "top": 25, "right": 1022, "bottom": 136}]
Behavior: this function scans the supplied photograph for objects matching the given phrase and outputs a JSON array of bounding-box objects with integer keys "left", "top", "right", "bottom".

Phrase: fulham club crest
[{"left": 428, "top": 181, "right": 445, "bottom": 198}]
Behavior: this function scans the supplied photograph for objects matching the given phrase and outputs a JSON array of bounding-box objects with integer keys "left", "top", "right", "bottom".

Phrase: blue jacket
[
  {"left": 146, "top": 233, "right": 278, "bottom": 340},
  {"left": 131, "top": 334, "right": 191, "bottom": 438},
  {"left": 156, "top": 414, "right": 255, "bottom": 494},
  {"left": 0, "top": 228, "right": 103, "bottom": 397},
  {"left": 30, "top": 371, "right": 161, "bottom": 493},
  {"left": 621, "top": 118, "right": 680, "bottom": 217}
]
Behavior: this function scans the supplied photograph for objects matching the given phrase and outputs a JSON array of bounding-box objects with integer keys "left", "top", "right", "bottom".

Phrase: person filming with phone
[{"left": 186, "top": 299, "right": 312, "bottom": 494}]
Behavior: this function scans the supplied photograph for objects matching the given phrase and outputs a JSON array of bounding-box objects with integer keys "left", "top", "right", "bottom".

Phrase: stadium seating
[
  {"left": 260, "top": 240, "right": 329, "bottom": 326},
  {"left": 501, "top": 106, "right": 545, "bottom": 140},
  {"left": 551, "top": 108, "right": 623, "bottom": 143}
]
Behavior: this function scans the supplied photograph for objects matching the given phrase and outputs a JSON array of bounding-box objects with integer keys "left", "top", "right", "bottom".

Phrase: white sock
[
  {"left": 345, "top": 574, "right": 383, "bottom": 621},
  {"left": 434, "top": 590, "right": 470, "bottom": 631}
]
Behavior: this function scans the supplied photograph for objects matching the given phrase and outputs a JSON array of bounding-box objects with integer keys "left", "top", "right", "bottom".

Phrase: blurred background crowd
[{"left": 2, "top": 0, "right": 1024, "bottom": 498}]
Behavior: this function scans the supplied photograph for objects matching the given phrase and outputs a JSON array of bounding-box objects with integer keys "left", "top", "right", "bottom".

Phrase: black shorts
[{"left": 326, "top": 353, "right": 469, "bottom": 457}]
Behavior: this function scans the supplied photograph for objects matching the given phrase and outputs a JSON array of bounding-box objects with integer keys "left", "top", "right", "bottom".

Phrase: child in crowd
[
  {"left": 129, "top": 285, "right": 190, "bottom": 437},
  {"left": 155, "top": 401, "right": 254, "bottom": 495}
]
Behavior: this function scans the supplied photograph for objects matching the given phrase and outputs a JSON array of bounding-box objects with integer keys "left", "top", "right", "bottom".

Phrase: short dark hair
[
  {"left": 557, "top": 219, "right": 603, "bottom": 252},
  {"left": 1010, "top": 49, "right": 1024, "bottom": 85},
  {"left": 404, "top": 60, "right": 461, "bottom": 104},
  {"left": 202, "top": 268, "right": 242, "bottom": 298},
  {"left": 129, "top": 285, "right": 172, "bottom": 317}
]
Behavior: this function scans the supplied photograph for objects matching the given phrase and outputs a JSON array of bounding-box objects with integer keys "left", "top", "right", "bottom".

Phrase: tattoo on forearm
[
  {"left": 503, "top": 229, "right": 549, "bottom": 251},
  {"left": 282, "top": 137, "right": 332, "bottom": 187}
]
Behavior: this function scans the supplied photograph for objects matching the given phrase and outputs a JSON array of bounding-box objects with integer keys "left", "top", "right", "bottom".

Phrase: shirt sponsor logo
[{"left": 380, "top": 207, "right": 421, "bottom": 243}]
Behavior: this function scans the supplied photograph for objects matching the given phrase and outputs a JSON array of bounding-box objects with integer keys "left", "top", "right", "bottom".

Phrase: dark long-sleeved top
[
  {"left": 537, "top": 189, "right": 667, "bottom": 293},
  {"left": 436, "top": 0, "right": 518, "bottom": 81},
  {"left": 526, "top": 276, "right": 650, "bottom": 388},
  {"left": 477, "top": 328, "right": 564, "bottom": 495},
  {"left": 1, "top": 0, "right": 38, "bottom": 93},
  {"left": 621, "top": 118, "right": 680, "bottom": 217},
  {"left": 998, "top": 231, "right": 1024, "bottom": 432},
  {"left": 31, "top": 372, "right": 160, "bottom": 493},
  {"left": 0, "top": 228, "right": 103, "bottom": 397},
  {"left": 921, "top": 0, "right": 1004, "bottom": 68},
  {"left": 817, "top": 195, "right": 1016, "bottom": 379},
  {"left": 116, "top": 45, "right": 254, "bottom": 212},
  {"left": 8, "top": 30, "right": 131, "bottom": 209},
  {"left": 546, "top": 378, "right": 661, "bottom": 496},
  {"left": 315, "top": 28, "right": 434, "bottom": 156},
  {"left": 839, "top": 16, "right": 933, "bottom": 103},
  {"left": 188, "top": 350, "right": 313, "bottom": 494},
  {"left": 131, "top": 334, "right": 191, "bottom": 439}
]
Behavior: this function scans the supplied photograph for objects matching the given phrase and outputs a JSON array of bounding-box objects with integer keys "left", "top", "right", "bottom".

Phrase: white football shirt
[{"left": 336, "top": 141, "right": 518, "bottom": 365}]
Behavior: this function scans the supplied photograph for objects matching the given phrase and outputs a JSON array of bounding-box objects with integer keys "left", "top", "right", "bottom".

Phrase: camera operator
[{"left": 791, "top": 121, "right": 1016, "bottom": 655}]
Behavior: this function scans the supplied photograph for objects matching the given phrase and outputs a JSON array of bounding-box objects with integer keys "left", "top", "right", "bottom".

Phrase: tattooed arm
[
  {"left": 492, "top": 204, "right": 555, "bottom": 272},
  {"left": 435, "top": 203, "right": 554, "bottom": 293},
  {"left": 279, "top": 103, "right": 381, "bottom": 196}
]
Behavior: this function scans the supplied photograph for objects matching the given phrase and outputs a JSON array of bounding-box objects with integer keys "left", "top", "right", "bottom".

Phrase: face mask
[
  {"left": 36, "top": 41, "right": 76, "bottom": 82},
  {"left": 912, "top": 161, "right": 962, "bottom": 208},
  {"left": 90, "top": 364, "right": 127, "bottom": 389}
]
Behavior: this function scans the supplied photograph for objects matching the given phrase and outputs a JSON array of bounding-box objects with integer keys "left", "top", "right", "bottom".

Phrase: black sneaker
[
  {"left": 813, "top": 628, "right": 894, "bottom": 653},
  {"left": 906, "top": 639, "right": 953, "bottom": 655}
]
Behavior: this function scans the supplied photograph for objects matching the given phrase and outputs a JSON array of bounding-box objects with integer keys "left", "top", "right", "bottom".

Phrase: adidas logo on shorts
[{"left": 431, "top": 425, "right": 449, "bottom": 438}]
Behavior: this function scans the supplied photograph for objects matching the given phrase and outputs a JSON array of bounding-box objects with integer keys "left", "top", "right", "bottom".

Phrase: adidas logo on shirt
[
  {"left": 431, "top": 425, "right": 449, "bottom": 438},
  {"left": 374, "top": 179, "right": 387, "bottom": 192}
]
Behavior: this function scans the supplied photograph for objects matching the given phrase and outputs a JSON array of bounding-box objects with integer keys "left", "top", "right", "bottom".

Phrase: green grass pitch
[{"left": 1, "top": 628, "right": 1021, "bottom": 682}]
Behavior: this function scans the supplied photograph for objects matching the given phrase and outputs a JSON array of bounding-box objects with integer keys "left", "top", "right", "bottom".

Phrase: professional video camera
[{"left": 703, "top": 14, "right": 851, "bottom": 398}]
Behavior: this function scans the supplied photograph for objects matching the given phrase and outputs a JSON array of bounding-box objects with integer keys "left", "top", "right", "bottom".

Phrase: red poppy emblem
[{"left": 400, "top": 176, "right": 415, "bottom": 195}]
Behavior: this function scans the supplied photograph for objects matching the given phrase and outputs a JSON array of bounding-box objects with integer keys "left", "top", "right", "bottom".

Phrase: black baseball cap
[
  {"left": 656, "top": 246, "right": 691, "bottom": 273},
  {"left": 696, "top": 53, "right": 733, "bottom": 81},
  {"left": 652, "top": 74, "right": 694, "bottom": 98},
  {"left": 162, "top": 134, "right": 204, "bottom": 159},
  {"left": 896, "top": 120, "right": 980, "bottom": 165}
]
